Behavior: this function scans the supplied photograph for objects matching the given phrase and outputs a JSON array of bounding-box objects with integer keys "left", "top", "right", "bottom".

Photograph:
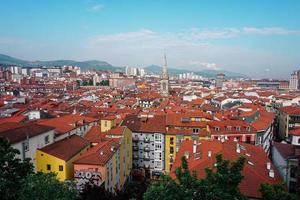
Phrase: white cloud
[
  {"left": 243, "top": 27, "right": 300, "bottom": 35},
  {"left": 88, "top": 4, "right": 104, "bottom": 12},
  {"left": 189, "top": 61, "right": 219, "bottom": 70}
]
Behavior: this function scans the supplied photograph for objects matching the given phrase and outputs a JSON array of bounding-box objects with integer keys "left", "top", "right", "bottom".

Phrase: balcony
[
  {"left": 133, "top": 137, "right": 139, "bottom": 142},
  {"left": 144, "top": 138, "right": 150, "bottom": 143},
  {"left": 133, "top": 146, "right": 139, "bottom": 151},
  {"left": 144, "top": 156, "right": 151, "bottom": 161},
  {"left": 144, "top": 146, "right": 150, "bottom": 152}
]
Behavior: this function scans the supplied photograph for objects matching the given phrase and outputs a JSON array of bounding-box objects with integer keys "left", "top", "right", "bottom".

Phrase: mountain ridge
[{"left": 0, "top": 54, "right": 247, "bottom": 78}]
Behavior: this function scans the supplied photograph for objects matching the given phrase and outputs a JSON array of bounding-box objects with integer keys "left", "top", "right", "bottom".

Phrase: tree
[
  {"left": 144, "top": 154, "right": 247, "bottom": 200},
  {"left": 78, "top": 181, "right": 115, "bottom": 200},
  {"left": 260, "top": 183, "right": 299, "bottom": 200},
  {"left": 0, "top": 137, "right": 33, "bottom": 200},
  {"left": 198, "top": 154, "right": 247, "bottom": 200},
  {"left": 20, "top": 172, "right": 77, "bottom": 200},
  {"left": 0, "top": 137, "right": 77, "bottom": 200}
]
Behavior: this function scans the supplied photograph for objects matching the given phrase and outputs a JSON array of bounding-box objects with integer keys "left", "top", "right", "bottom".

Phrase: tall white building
[{"left": 289, "top": 70, "right": 300, "bottom": 90}]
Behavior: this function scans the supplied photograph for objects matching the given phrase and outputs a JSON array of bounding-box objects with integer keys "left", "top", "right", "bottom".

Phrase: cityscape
[{"left": 0, "top": 1, "right": 300, "bottom": 200}]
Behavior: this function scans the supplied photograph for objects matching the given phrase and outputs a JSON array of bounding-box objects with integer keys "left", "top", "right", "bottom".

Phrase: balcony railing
[
  {"left": 144, "top": 156, "right": 151, "bottom": 161},
  {"left": 144, "top": 138, "right": 150, "bottom": 143},
  {"left": 144, "top": 147, "right": 150, "bottom": 152}
]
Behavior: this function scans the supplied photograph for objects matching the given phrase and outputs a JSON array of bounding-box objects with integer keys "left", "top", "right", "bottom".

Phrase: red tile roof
[
  {"left": 37, "top": 114, "right": 97, "bottom": 134},
  {"left": 122, "top": 114, "right": 166, "bottom": 134},
  {"left": 73, "top": 139, "right": 120, "bottom": 166},
  {"left": 170, "top": 140, "right": 281, "bottom": 198},
  {"left": 279, "top": 106, "right": 300, "bottom": 115},
  {"left": 0, "top": 122, "right": 55, "bottom": 144},
  {"left": 39, "top": 135, "right": 90, "bottom": 161}
]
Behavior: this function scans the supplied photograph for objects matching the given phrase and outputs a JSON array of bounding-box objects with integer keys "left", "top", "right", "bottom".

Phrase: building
[
  {"left": 251, "top": 111, "right": 275, "bottom": 155},
  {"left": 73, "top": 139, "right": 121, "bottom": 193},
  {"left": 289, "top": 70, "right": 300, "bottom": 90},
  {"left": 215, "top": 73, "right": 225, "bottom": 88},
  {"left": 170, "top": 140, "right": 281, "bottom": 199},
  {"left": 0, "top": 122, "right": 55, "bottom": 169},
  {"left": 37, "top": 114, "right": 98, "bottom": 141},
  {"left": 164, "top": 112, "right": 211, "bottom": 172},
  {"left": 272, "top": 142, "right": 300, "bottom": 194},
  {"left": 208, "top": 120, "right": 256, "bottom": 144},
  {"left": 122, "top": 114, "right": 166, "bottom": 178},
  {"left": 36, "top": 135, "right": 90, "bottom": 181},
  {"left": 277, "top": 106, "right": 300, "bottom": 140},
  {"left": 160, "top": 53, "right": 169, "bottom": 97}
]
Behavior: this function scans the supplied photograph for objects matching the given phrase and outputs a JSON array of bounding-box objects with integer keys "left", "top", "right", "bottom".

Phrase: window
[
  {"left": 23, "top": 141, "right": 29, "bottom": 152},
  {"left": 154, "top": 161, "right": 162, "bottom": 169},
  {"left": 59, "top": 165, "right": 63, "bottom": 171},
  {"left": 214, "top": 127, "right": 220, "bottom": 131},
  {"left": 227, "top": 126, "right": 232, "bottom": 131},
  {"left": 154, "top": 134, "right": 162, "bottom": 142},
  {"left": 104, "top": 121, "right": 107, "bottom": 127},
  {"left": 236, "top": 126, "right": 241, "bottom": 131},
  {"left": 298, "top": 138, "right": 300, "bottom": 144},
  {"left": 170, "top": 147, "right": 174, "bottom": 154},
  {"left": 155, "top": 143, "right": 162, "bottom": 151},
  {"left": 47, "top": 164, "right": 51, "bottom": 170},
  {"left": 290, "top": 166, "right": 298, "bottom": 179},
  {"left": 170, "top": 137, "right": 174, "bottom": 145},
  {"left": 44, "top": 135, "right": 49, "bottom": 144},
  {"left": 193, "top": 129, "right": 199, "bottom": 133},
  {"left": 246, "top": 126, "right": 251, "bottom": 132}
]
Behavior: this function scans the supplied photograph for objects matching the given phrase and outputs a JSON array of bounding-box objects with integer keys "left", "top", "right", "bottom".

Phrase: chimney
[
  {"left": 266, "top": 162, "right": 271, "bottom": 170},
  {"left": 184, "top": 151, "right": 189, "bottom": 159},
  {"left": 208, "top": 150, "right": 212, "bottom": 158},
  {"left": 269, "top": 169, "right": 274, "bottom": 178},
  {"left": 193, "top": 140, "right": 197, "bottom": 154},
  {"left": 236, "top": 143, "right": 241, "bottom": 153}
]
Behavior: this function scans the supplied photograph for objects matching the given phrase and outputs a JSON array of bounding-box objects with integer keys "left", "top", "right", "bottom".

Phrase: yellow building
[
  {"left": 36, "top": 135, "right": 90, "bottom": 181},
  {"left": 101, "top": 116, "right": 116, "bottom": 132},
  {"left": 165, "top": 113, "right": 211, "bottom": 173}
]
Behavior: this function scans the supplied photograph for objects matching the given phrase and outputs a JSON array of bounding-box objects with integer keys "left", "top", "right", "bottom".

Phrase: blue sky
[{"left": 0, "top": 0, "right": 300, "bottom": 78}]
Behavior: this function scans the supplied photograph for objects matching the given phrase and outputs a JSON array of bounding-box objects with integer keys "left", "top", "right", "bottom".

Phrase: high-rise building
[
  {"left": 289, "top": 70, "right": 300, "bottom": 90},
  {"left": 160, "top": 52, "right": 169, "bottom": 96},
  {"left": 216, "top": 73, "right": 225, "bottom": 88}
]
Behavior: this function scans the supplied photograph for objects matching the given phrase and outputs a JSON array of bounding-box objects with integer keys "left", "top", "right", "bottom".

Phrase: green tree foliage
[
  {"left": 144, "top": 154, "right": 247, "bottom": 200},
  {"left": 21, "top": 172, "right": 77, "bottom": 200},
  {"left": 0, "top": 137, "right": 77, "bottom": 200},
  {"left": 0, "top": 137, "right": 33, "bottom": 200},
  {"left": 260, "top": 183, "right": 299, "bottom": 200}
]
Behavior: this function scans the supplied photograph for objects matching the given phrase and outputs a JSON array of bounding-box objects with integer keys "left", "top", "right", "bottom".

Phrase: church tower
[{"left": 160, "top": 52, "right": 169, "bottom": 96}]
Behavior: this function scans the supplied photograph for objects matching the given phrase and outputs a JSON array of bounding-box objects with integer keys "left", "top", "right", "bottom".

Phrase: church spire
[
  {"left": 160, "top": 50, "right": 169, "bottom": 96},
  {"left": 162, "top": 50, "right": 168, "bottom": 79}
]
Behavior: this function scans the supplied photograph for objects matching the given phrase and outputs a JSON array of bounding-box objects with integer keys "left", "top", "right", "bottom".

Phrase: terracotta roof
[
  {"left": 290, "top": 128, "right": 300, "bottom": 136},
  {"left": 122, "top": 114, "right": 166, "bottom": 134},
  {"left": 170, "top": 140, "right": 281, "bottom": 198},
  {"left": 279, "top": 106, "right": 300, "bottom": 115},
  {"left": 84, "top": 125, "right": 103, "bottom": 143},
  {"left": 73, "top": 139, "right": 120, "bottom": 166},
  {"left": 39, "top": 135, "right": 90, "bottom": 161},
  {"left": 37, "top": 114, "right": 97, "bottom": 134},
  {"left": 251, "top": 112, "right": 275, "bottom": 132},
  {"left": 0, "top": 122, "right": 55, "bottom": 144}
]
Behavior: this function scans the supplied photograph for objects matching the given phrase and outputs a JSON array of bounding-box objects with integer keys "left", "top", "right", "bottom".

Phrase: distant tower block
[
  {"left": 216, "top": 73, "right": 225, "bottom": 88},
  {"left": 160, "top": 52, "right": 169, "bottom": 96}
]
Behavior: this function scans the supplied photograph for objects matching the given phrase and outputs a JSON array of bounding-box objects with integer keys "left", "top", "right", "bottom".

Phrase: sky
[{"left": 0, "top": 0, "right": 300, "bottom": 78}]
